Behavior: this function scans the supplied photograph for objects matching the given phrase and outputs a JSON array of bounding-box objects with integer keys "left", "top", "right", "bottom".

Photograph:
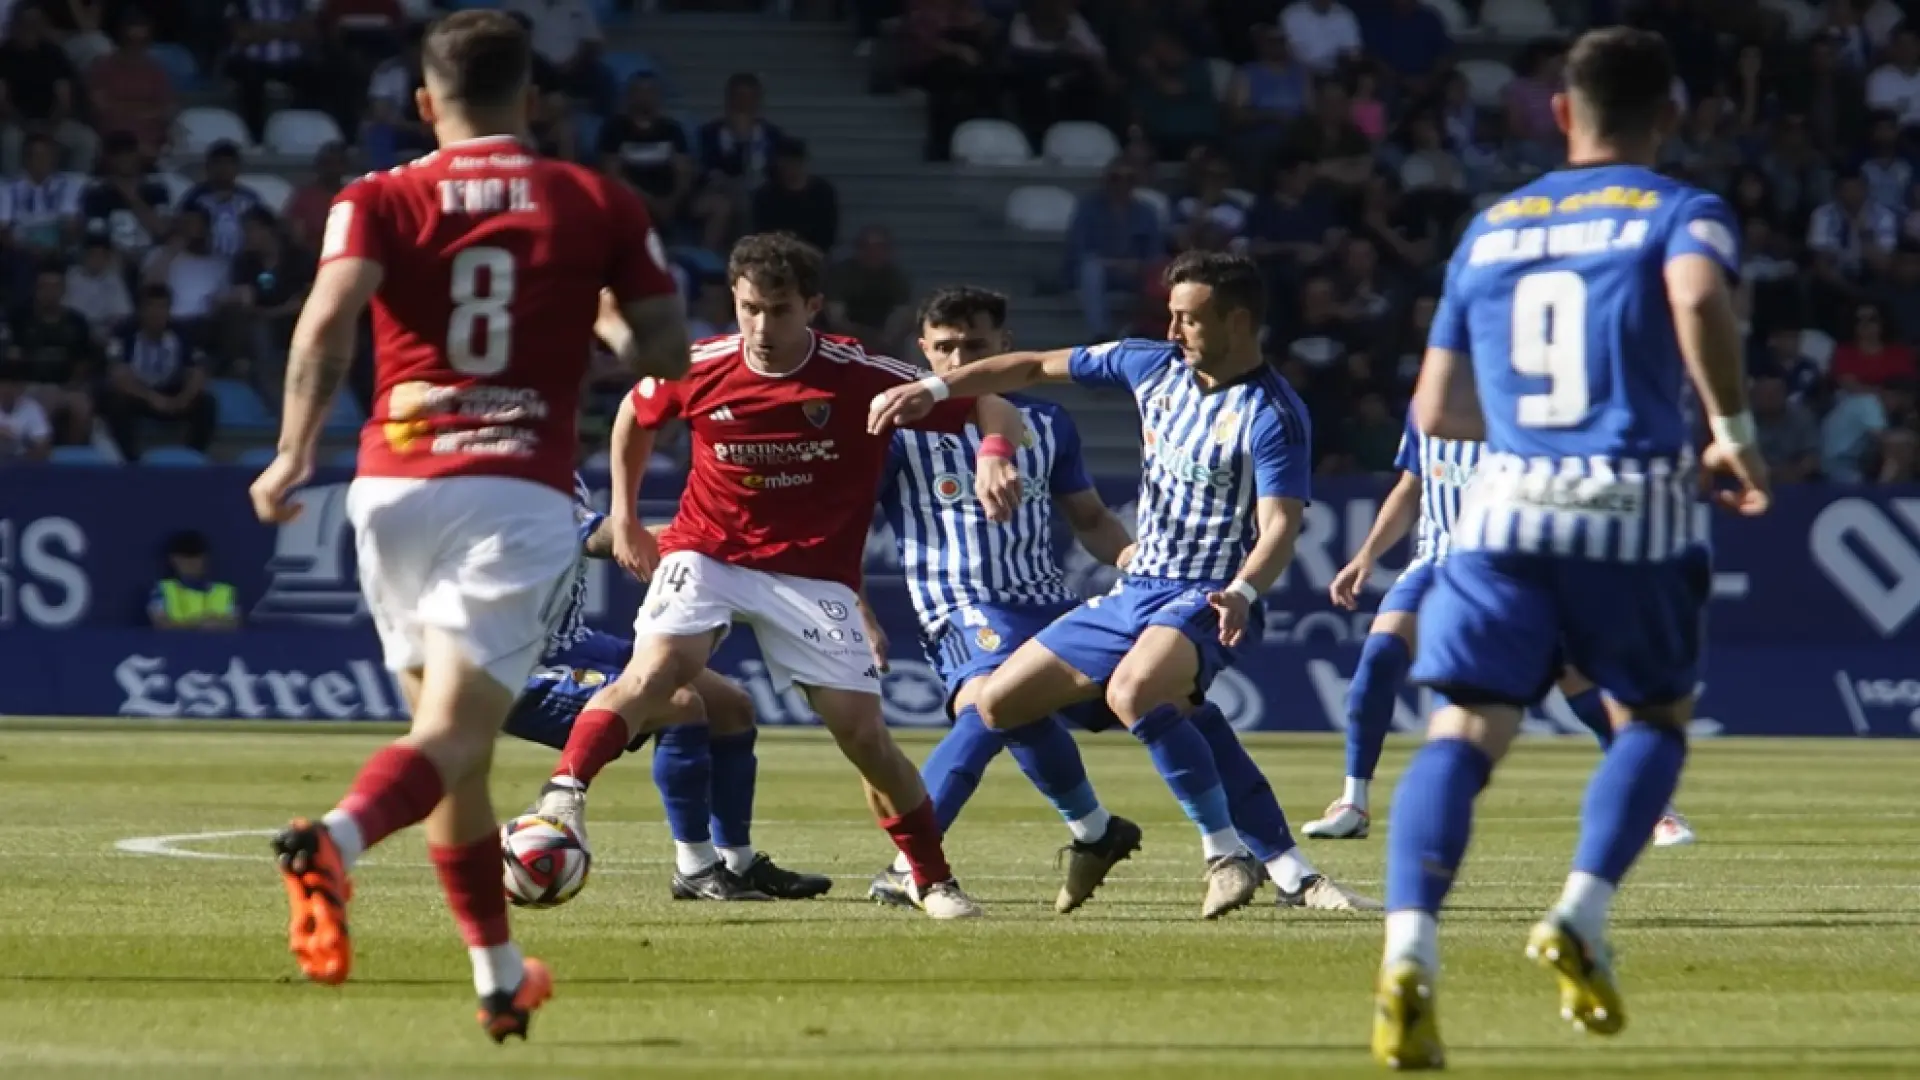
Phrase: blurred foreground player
[
  {"left": 1369, "top": 28, "right": 1769, "bottom": 1069},
  {"left": 246, "top": 10, "right": 687, "bottom": 1041}
]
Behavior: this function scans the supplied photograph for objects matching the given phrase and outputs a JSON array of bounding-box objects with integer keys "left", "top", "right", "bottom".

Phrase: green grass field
[{"left": 0, "top": 725, "right": 1916, "bottom": 1079}]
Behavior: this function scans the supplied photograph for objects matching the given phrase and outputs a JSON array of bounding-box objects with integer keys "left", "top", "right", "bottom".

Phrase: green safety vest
[{"left": 160, "top": 579, "right": 236, "bottom": 623}]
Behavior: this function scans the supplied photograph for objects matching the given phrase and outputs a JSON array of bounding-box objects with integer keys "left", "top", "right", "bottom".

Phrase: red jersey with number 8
[{"left": 320, "top": 134, "right": 678, "bottom": 493}]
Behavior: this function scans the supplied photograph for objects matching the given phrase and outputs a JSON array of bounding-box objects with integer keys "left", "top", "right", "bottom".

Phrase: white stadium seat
[
  {"left": 1041, "top": 122, "right": 1120, "bottom": 169},
  {"left": 1132, "top": 188, "right": 1171, "bottom": 228},
  {"left": 172, "top": 107, "right": 252, "bottom": 155},
  {"left": 1422, "top": 0, "right": 1472, "bottom": 35},
  {"left": 950, "top": 119, "right": 1032, "bottom": 166},
  {"left": 1800, "top": 329, "right": 1837, "bottom": 373},
  {"left": 1004, "top": 185, "right": 1077, "bottom": 235},
  {"left": 239, "top": 173, "right": 294, "bottom": 214},
  {"left": 1457, "top": 59, "right": 1515, "bottom": 109},
  {"left": 1222, "top": 187, "right": 1255, "bottom": 209},
  {"left": 264, "top": 110, "right": 345, "bottom": 158},
  {"left": 1478, "top": 0, "right": 1561, "bottom": 37},
  {"left": 1208, "top": 58, "right": 1235, "bottom": 100}
]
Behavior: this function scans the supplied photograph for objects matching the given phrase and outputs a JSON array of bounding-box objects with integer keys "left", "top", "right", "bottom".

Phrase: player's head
[
  {"left": 1553, "top": 28, "right": 1676, "bottom": 163},
  {"left": 416, "top": 11, "right": 535, "bottom": 140},
  {"left": 166, "top": 529, "right": 209, "bottom": 578},
  {"left": 1163, "top": 251, "right": 1266, "bottom": 375},
  {"left": 727, "top": 232, "right": 825, "bottom": 365},
  {"left": 917, "top": 287, "right": 1010, "bottom": 373}
]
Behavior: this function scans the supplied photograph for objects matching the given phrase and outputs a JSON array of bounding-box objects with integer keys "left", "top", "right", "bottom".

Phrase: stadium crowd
[{"left": 3, "top": 0, "right": 1920, "bottom": 486}]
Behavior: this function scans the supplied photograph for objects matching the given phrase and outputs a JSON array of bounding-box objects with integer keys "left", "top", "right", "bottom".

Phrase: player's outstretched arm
[
  {"left": 866, "top": 349, "right": 1072, "bottom": 433},
  {"left": 1331, "top": 471, "right": 1420, "bottom": 609},
  {"left": 1667, "top": 252, "right": 1771, "bottom": 515},
  {"left": 1411, "top": 347, "right": 1484, "bottom": 441},
  {"left": 601, "top": 290, "right": 691, "bottom": 382}
]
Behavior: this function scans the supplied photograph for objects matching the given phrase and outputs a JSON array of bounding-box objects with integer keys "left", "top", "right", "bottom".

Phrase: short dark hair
[
  {"left": 918, "top": 286, "right": 1008, "bottom": 331},
  {"left": 1164, "top": 251, "right": 1266, "bottom": 325},
  {"left": 1564, "top": 27, "right": 1675, "bottom": 141},
  {"left": 141, "top": 283, "right": 173, "bottom": 305},
  {"left": 167, "top": 529, "right": 208, "bottom": 557},
  {"left": 206, "top": 140, "right": 241, "bottom": 162},
  {"left": 727, "top": 232, "right": 825, "bottom": 298},
  {"left": 422, "top": 10, "right": 531, "bottom": 108}
]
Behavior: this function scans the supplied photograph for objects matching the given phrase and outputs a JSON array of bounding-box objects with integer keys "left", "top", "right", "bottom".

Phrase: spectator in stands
[
  {"left": 141, "top": 206, "right": 229, "bottom": 347},
  {"left": 1065, "top": 161, "right": 1160, "bottom": 339},
  {"left": 599, "top": 73, "right": 694, "bottom": 225},
  {"left": 1503, "top": 38, "right": 1567, "bottom": 173},
  {"left": 224, "top": 0, "right": 333, "bottom": 145},
  {"left": 751, "top": 138, "right": 839, "bottom": 256},
  {"left": 1007, "top": 0, "right": 1117, "bottom": 150},
  {"left": 826, "top": 225, "right": 913, "bottom": 356},
  {"left": 904, "top": 0, "right": 1004, "bottom": 162},
  {"left": 1873, "top": 242, "right": 1920, "bottom": 345},
  {"left": 1224, "top": 25, "right": 1313, "bottom": 178},
  {"left": 283, "top": 141, "right": 347, "bottom": 251},
  {"left": 1342, "top": 386, "right": 1400, "bottom": 473},
  {"left": 1290, "top": 76, "right": 1372, "bottom": 189},
  {"left": 83, "top": 131, "right": 171, "bottom": 258},
  {"left": 1833, "top": 301, "right": 1919, "bottom": 388},
  {"left": 1128, "top": 27, "right": 1219, "bottom": 161},
  {"left": 84, "top": 9, "right": 176, "bottom": 165},
  {"left": 0, "top": 371, "right": 52, "bottom": 462},
  {"left": 179, "top": 142, "right": 265, "bottom": 259},
  {"left": 362, "top": 23, "right": 428, "bottom": 170},
  {"left": 101, "top": 284, "right": 217, "bottom": 458},
  {"left": 0, "top": 3, "right": 98, "bottom": 175},
  {"left": 1359, "top": 0, "right": 1450, "bottom": 96},
  {"left": 1809, "top": 171, "right": 1899, "bottom": 314},
  {"left": 1663, "top": 93, "right": 1743, "bottom": 194},
  {"left": 1752, "top": 370, "right": 1821, "bottom": 484},
  {"left": 148, "top": 530, "right": 240, "bottom": 631},
  {"left": 1878, "top": 422, "right": 1920, "bottom": 482},
  {"left": 1278, "top": 0, "right": 1360, "bottom": 77},
  {"left": 5, "top": 263, "right": 96, "bottom": 444},
  {"left": 1822, "top": 373, "right": 1889, "bottom": 483},
  {"left": 37, "top": 0, "right": 114, "bottom": 68},
  {"left": 1281, "top": 273, "right": 1358, "bottom": 386},
  {"left": 222, "top": 207, "right": 309, "bottom": 401},
  {"left": 506, "top": 0, "right": 614, "bottom": 115},
  {"left": 1334, "top": 234, "right": 1396, "bottom": 346},
  {"left": 1398, "top": 109, "right": 1466, "bottom": 195},
  {"left": 1170, "top": 154, "right": 1246, "bottom": 253},
  {"left": 1751, "top": 323, "right": 1827, "bottom": 403},
  {"left": 3, "top": 134, "right": 85, "bottom": 277},
  {"left": 1866, "top": 23, "right": 1920, "bottom": 129},
  {"left": 1760, "top": 112, "right": 1835, "bottom": 223},
  {"left": 319, "top": 0, "right": 406, "bottom": 77},
  {"left": 64, "top": 233, "right": 131, "bottom": 341},
  {"left": 686, "top": 272, "right": 735, "bottom": 340},
  {"left": 1860, "top": 110, "right": 1913, "bottom": 213},
  {"left": 1385, "top": 290, "right": 1436, "bottom": 392},
  {"left": 694, "top": 73, "right": 783, "bottom": 252}
]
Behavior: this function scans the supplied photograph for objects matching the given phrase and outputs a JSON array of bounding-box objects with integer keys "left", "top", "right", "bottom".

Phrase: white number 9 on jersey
[
  {"left": 449, "top": 246, "right": 515, "bottom": 375},
  {"left": 1510, "top": 270, "right": 1589, "bottom": 428}
]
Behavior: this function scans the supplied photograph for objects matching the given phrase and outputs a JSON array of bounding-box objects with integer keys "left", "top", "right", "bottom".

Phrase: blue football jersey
[
  {"left": 880, "top": 394, "right": 1088, "bottom": 633},
  {"left": 542, "top": 472, "right": 601, "bottom": 659},
  {"left": 1395, "top": 411, "right": 1481, "bottom": 563},
  {"left": 1430, "top": 164, "right": 1739, "bottom": 562},
  {"left": 1068, "top": 339, "right": 1311, "bottom": 583}
]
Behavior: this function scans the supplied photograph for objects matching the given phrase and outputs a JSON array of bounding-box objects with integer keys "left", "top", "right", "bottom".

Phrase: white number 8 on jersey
[{"left": 448, "top": 246, "right": 515, "bottom": 375}]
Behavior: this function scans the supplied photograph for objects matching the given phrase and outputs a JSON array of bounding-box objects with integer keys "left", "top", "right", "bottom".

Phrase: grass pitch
[{"left": 0, "top": 725, "right": 1915, "bottom": 1079}]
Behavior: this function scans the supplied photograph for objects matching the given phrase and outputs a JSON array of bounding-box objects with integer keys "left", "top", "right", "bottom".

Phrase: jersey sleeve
[
  {"left": 1045, "top": 406, "right": 1095, "bottom": 495},
  {"left": 318, "top": 178, "right": 388, "bottom": 268},
  {"left": 629, "top": 376, "right": 684, "bottom": 427},
  {"left": 845, "top": 344, "right": 975, "bottom": 433},
  {"left": 1426, "top": 236, "right": 1474, "bottom": 354},
  {"left": 876, "top": 433, "right": 905, "bottom": 515},
  {"left": 1394, "top": 412, "right": 1421, "bottom": 476},
  {"left": 605, "top": 179, "right": 680, "bottom": 301},
  {"left": 1066, "top": 338, "right": 1177, "bottom": 389},
  {"left": 1664, "top": 192, "right": 1742, "bottom": 282},
  {"left": 1250, "top": 407, "right": 1312, "bottom": 501}
]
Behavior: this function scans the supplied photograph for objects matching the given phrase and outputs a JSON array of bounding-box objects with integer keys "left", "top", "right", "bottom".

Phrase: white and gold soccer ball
[{"left": 500, "top": 813, "right": 590, "bottom": 908}]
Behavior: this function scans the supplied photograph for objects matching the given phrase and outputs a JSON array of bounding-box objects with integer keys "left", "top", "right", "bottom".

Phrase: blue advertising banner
[{"left": 2, "top": 466, "right": 1918, "bottom": 736}]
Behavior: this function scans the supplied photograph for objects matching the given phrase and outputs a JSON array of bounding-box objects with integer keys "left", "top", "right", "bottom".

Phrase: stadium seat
[
  {"left": 1223, "top": 188, "right": 1255, "bottom": 209},
  {"left": 140, "top": 446, "right": 209, "bottom": 467},
  {"left": 264, "top": 110, "right": 344, "bottom": 158},
  {"left": 156, "top": 171, "right": 194, "bottom": 208},
  {"left": 603, "top": 49, "right": 657, "bottom": 86},
  {"left": 47, "top": 445, "right": 110, "bottom": 465},
  {"left": 1759, "top": 0, "right": 1821, "bottom": 40},
  {"left": 950, "top": 119, "right": 1033, "bottom": 166},
  {"left": 208, "top": 379, "right": 275, "bottom": 434},
  {"left": 323, "top": 393, "right": 364, "bottom": 434},
  {"left": 235, "top": 446, "right": 278, "bottom": 467},
  {"left": 1457, "top": 59, "right": 1515, "bottom": 109},
  {"left": 1421, "top": 0, "right": 1472, "bottom": 35},
  {"left": 150, "top": 42, "right": 201, "bottom": 90},
  {"left": 1208, "top": 58, "right": 1235, "bottom": 100},
  {"left": 238, "top": 173, "right": 293, "bottom": 214},
  {"left": 399, "top": 0, "right": 436, "bottom": 17},
  {"left": 1478, "top": 0, "right": 1561, "bottom": 37},
  {"left": 173, "top": 107, "right": 252, "bottom": 155},
  {"left": 1041, "top": 122, "right": 1120, "bottom": 169},
  {"left": 1004, "top": 185, "right": 1077, "bottom": 235},
  {"left": 1132, "top": 188, "right": 1171, "bottom": 228}
]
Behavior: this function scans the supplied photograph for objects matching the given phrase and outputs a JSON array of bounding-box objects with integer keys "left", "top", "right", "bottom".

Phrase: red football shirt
[
  {"left": 630, "top": 331, "right": 975, "bottom": 588},
  {"left": 322, "top": 135, "right": 679, "bottom": 494}
]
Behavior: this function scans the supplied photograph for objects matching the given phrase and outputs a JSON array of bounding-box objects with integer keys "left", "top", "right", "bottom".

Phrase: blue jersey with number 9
[{"left": 1429, "top": 163, "right": 1739, "bottom": 563}]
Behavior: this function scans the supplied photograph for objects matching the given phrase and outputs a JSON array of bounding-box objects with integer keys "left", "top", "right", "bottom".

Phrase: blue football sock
[
  {"left": 1189, "top": 701, "right": 1296, "bottom": 862},
  {"left": 1571, "top": 721, "right": 1687, "bottom": 884},
  {"left": 1131, "top": 704, "right": 1236, "bottom": 851},
  {"left": 1384, "top": 738, "right": 1492, "bottom": 914},
  {"left": 652, "top": 723, "right": 713, "bottom": 844},
  {"left": 706, "top": 729, "right": 757, "bottom": 850},
  {"left": 995, "top": 708, "right": 1101, "bottom": 826},
  {"left": 921, "top": 704, "right": 1004, "bottom": 833},
  {"left": 1565, "top": 688, "right": 1613, "bottom": 750},
  {"left": 1345, "top": 632, "right": 1412, "bottom": 781}
]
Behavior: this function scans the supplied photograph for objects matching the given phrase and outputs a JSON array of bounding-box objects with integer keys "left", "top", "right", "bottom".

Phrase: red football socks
[
  {"left": 880, "top": 798, "right": 952, "bottom": 889},
  {"left": 334, "top": 744, "right": 446, "bottom": 851},
  {"left": 430, "top": 835, "right": 510, "bottom": 947},
  {"left": 554, "top": 708, "right": 632, "bottom": 787}
]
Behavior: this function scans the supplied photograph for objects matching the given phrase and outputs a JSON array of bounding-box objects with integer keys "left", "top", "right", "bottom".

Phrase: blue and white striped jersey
[
  {"left": 1395, "top": 412, "right": 1482, "bottom": 563},
  {"left": 1433, "top": 164, "right": 1738, "bottom": 563},
  {"left": 880, "top": 394, "right": 1089, "bottom": 632},
  {"left": 1067, "top": 339, "right": 1311, "bottom": 583},
  {"left": 543, "top": 473, "right": 601, "bottom": 658}
]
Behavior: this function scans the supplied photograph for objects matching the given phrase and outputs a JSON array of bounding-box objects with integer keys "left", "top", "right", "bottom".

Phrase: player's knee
[
  {"left": 666, "top": 685, "right": 708, "bottom": 727},
  {"left": 701, "top": 679, "right": 756, "bottom": 737},
  {"left": 1103, "top": 670, "right": 1171, "bottom": 726},
  {"left": 971, "top": 678, "right": 1026, "bottom": 732}
]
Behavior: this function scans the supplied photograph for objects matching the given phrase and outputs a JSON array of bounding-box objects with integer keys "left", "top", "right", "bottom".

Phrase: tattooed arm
[{"left": 596, "top": 289, "right": 691, "bottom": 381}]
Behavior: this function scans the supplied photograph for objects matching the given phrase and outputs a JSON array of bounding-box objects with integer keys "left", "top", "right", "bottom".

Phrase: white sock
[
  {"left": 1343, "top": 777, "right": 1370, "bottom": 812},
  {"left": 719, "top": 845, "right": 756, "bottom": 875},
  {"left": 1200, "top": 827, "right": 1244, "bottom": 860},
  {"left": 1383, "top": 910, "right": 1440, "bottom": 976},
  {"left": 890, "top": 851, "right": 911, "bottom": 874},
  {"left": 1066, "top": 805, "right": 1111, "bottom": 843},
  {"left": 320, "top": 809, "right": 365, "bottom": 870},
  {"left": 548, "top": 775, "right": 586, "bottom": 792},
  {"left": 1553, "top": 871, "right": 1616, "bottom": 947},
  {"left": 674, "top": 840, "right": 719, "bottom": 876},
  {"left": 469, "top": 942, "right": 526, "bottom": 998},
  {"left": 1265, "top": 846, "right": 1315, "bottom": 893}
]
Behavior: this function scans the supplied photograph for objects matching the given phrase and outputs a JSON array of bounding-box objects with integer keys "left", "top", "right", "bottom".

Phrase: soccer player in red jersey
[
  {"left": 245, "top": 11, "right": 688, "bottom": 1040},
  {"left": 532, "top": 232, "right": 1027, "bottom": 918}
]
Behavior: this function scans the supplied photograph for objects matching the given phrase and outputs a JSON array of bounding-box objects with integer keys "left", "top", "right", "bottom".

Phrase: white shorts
[
  {"left": 636, "top": 550, "right": 879, "bottom": 695},
  {"left": 347, "top": 476, "right": 578, "bottom": 690}
]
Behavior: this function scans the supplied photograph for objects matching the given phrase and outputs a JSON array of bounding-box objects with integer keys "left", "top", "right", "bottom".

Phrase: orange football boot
[
  {"left": 479, "top": 957, "right": 554, "bottom": 1042},
  {"left": 271, "top": 819, "right": 354, "bottom": 985}
]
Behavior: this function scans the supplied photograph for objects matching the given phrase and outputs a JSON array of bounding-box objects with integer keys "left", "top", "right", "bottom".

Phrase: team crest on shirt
[
  {"left": 570, "top": 668, "right": 609, "bottom": 689},
  {"left": 1211, "top": 409, "right": 1241, "bottom": 444},
  {"left": 975, "top": 627, "right": 1003, "bottom": 652},
  {"left": 932, "top": 473, "right": 966, "bottom": 503},
  {"left": 1146, "top": 395, "right": 1172, "bottom": 414},
  {"left": 801, "top": 400, "right": 832, "bottom": 428}
]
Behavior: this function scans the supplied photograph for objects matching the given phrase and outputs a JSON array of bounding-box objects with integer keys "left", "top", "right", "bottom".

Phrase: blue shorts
[
  {"left": 1379, "top": 557, "right": 1437, "bottom": 615},
  {"left": 1035, "top": 577, "right": 1252, "bottom": 701},
  {"left": 923, "top": 601, "right": 1121, "bottom": 732},
  {"left": 1411, "top": 548, "right": 1711, "bottom": 708},
  {"left": 503, "top": 631, "right": 634, "bottom": 751}
]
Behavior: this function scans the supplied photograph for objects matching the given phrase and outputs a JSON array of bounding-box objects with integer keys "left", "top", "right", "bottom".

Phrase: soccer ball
[{"left": 500, "top": 813, "right": 590, "bottom": 908}]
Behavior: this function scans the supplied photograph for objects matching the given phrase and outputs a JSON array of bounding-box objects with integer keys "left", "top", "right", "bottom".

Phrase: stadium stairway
[{"left": 620, "top": 12, "right": 1145, "bottom": 474}]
